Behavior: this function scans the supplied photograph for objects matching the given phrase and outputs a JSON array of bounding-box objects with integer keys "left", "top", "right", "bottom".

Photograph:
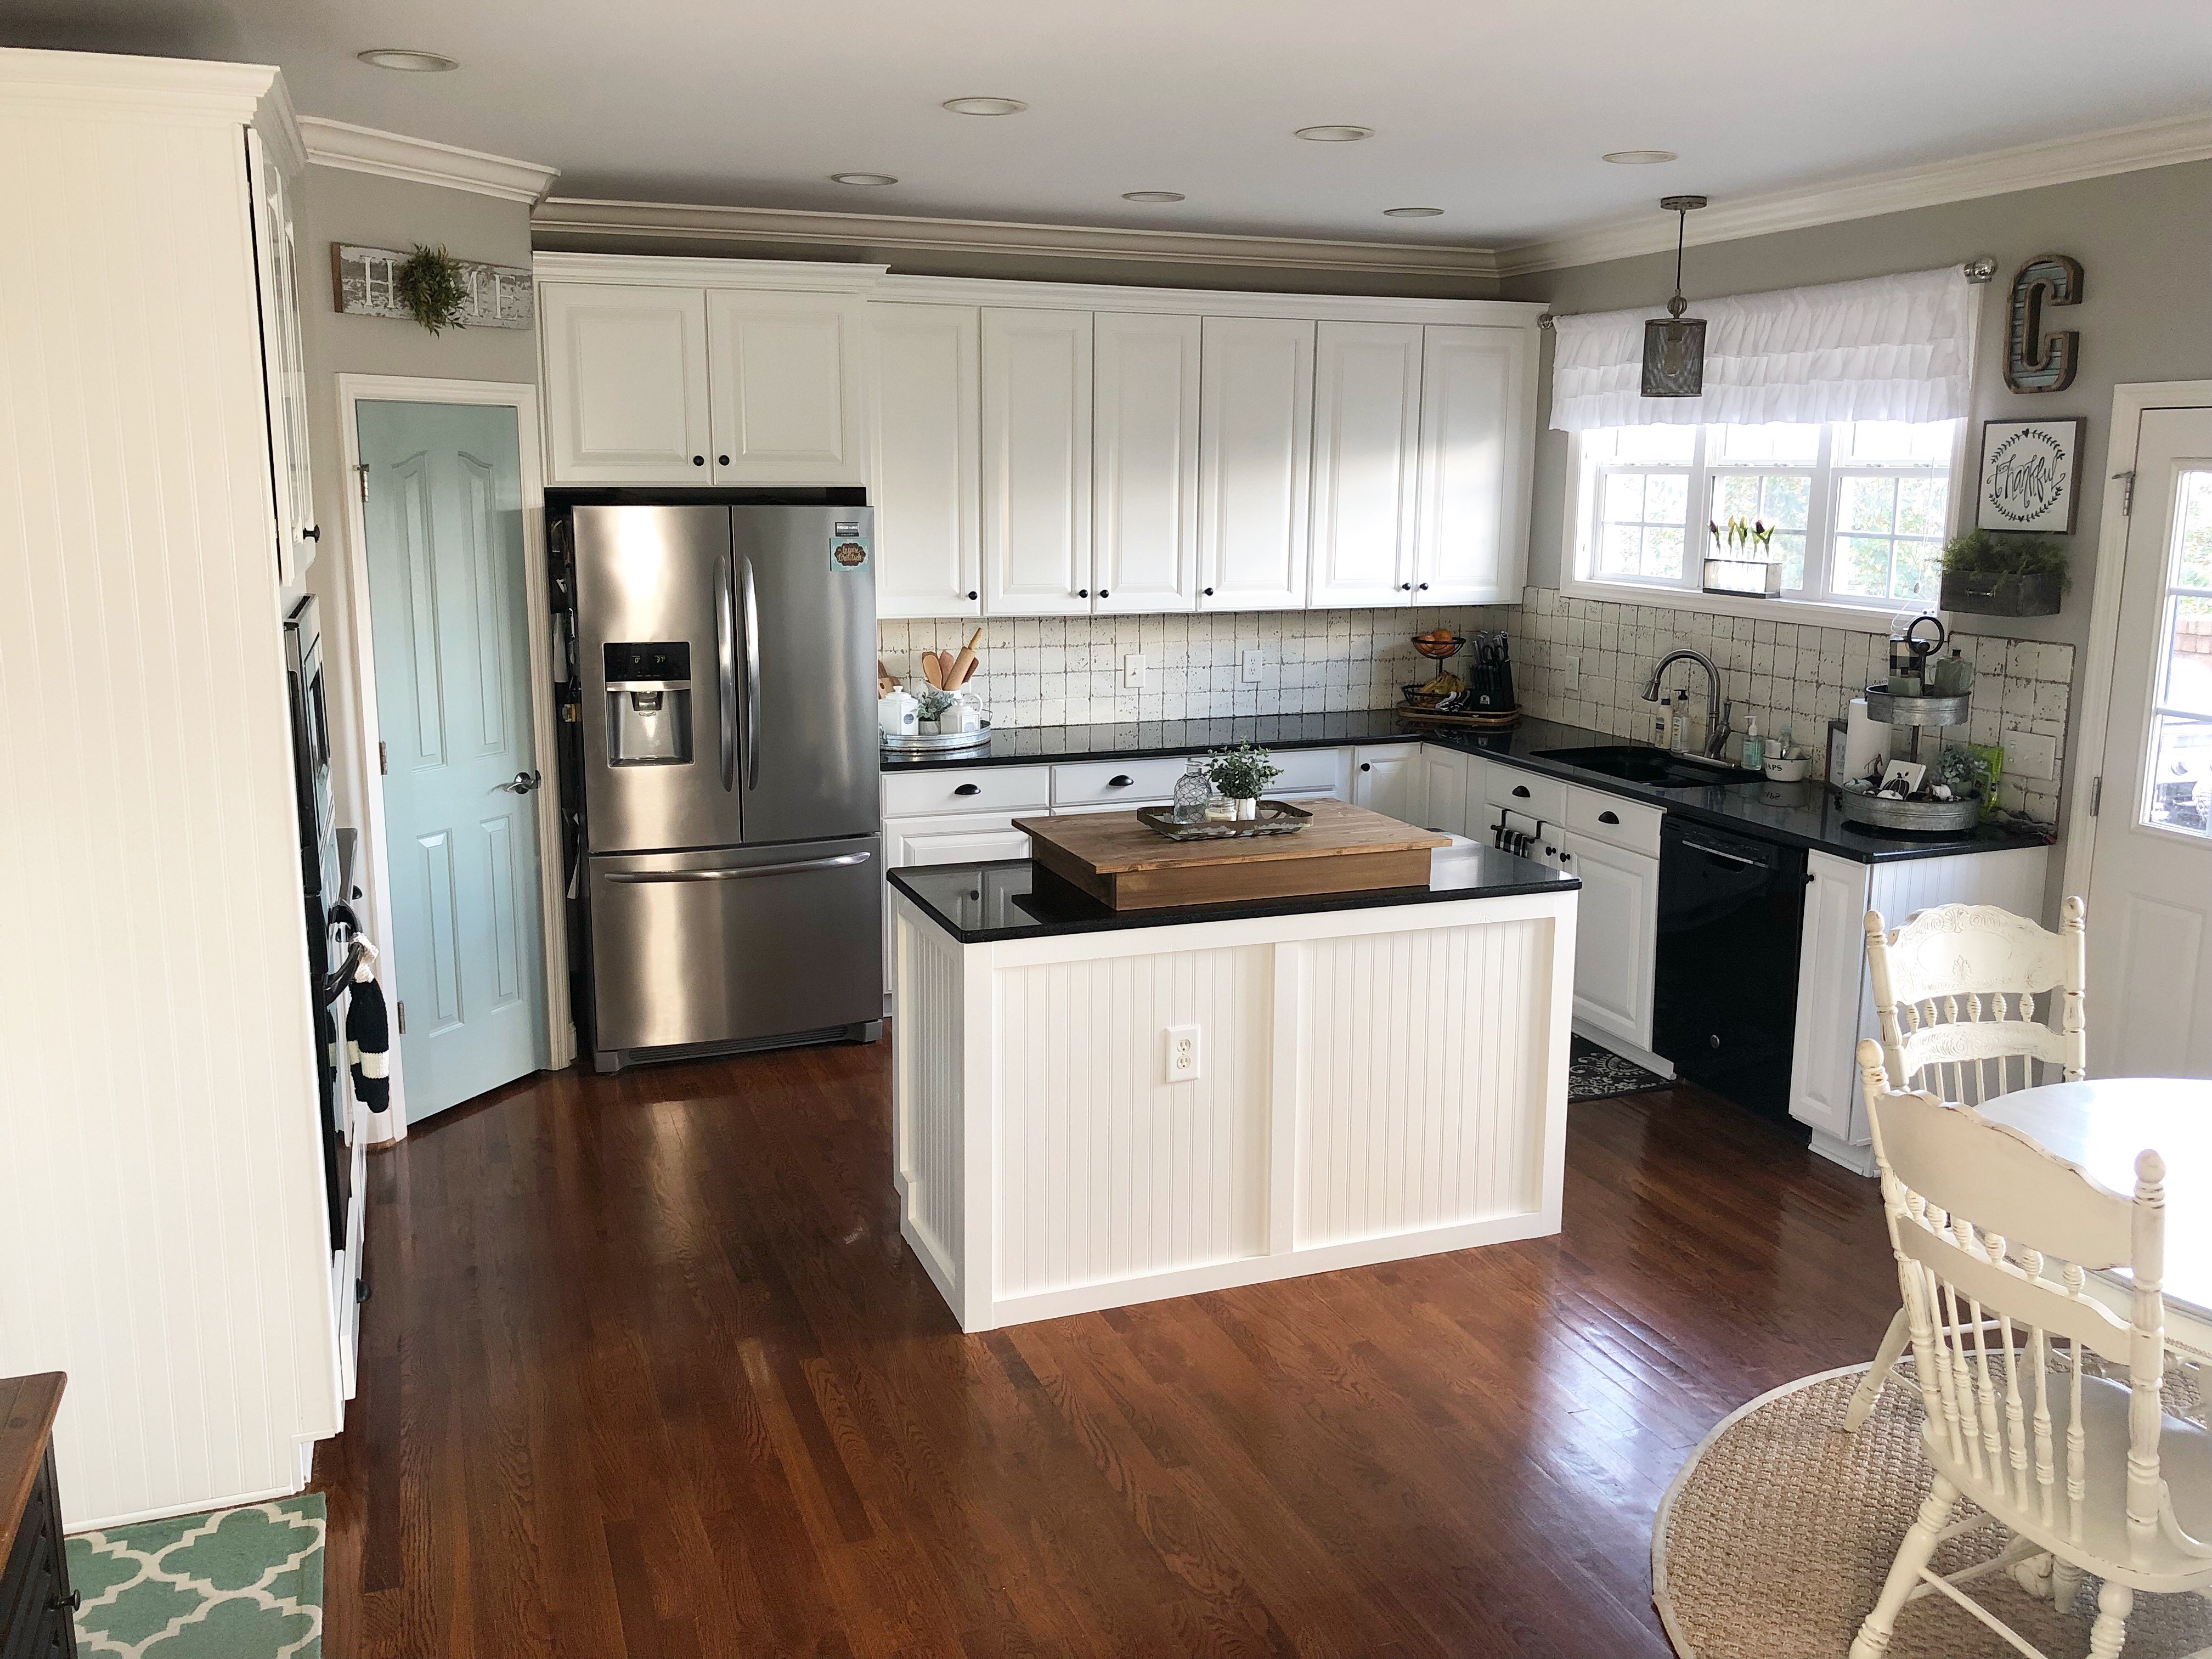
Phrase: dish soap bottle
[
  {"left": 1740, "top": 717, "right": 1764, "bottom": 772},
  {"left": 1654, "top": 693, "right": 1674, "bottom": 748},
  {"left": 1171, "top": 756, "right": 1212, "bottom": 825}
]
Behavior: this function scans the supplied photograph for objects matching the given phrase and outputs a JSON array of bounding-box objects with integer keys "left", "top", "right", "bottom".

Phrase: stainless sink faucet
[{"left": 1643, "top": 649, "right": 1734, "bottom": 759}]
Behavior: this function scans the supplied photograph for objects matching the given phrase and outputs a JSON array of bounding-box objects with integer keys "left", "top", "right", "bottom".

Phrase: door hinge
[
  {"left": 2089, "top": 775, "right": 2102, "bottom": 816},
  {"left": 2112, "top": 470, "right": 2135, "bottom": 515},
  {"left": 378, "top": 741, "right": 387, "bottom": 775},
  {"left": 355, "top": 461, "right": 369, "bottom": 504},
  {"left": 396, "top": 1000, "right": 406, "bottom": 1034}
]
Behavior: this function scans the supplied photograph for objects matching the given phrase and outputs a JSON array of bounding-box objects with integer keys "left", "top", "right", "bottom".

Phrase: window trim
[{"left": 1560, "top": 416, "right": 1972, "bottom": 633}]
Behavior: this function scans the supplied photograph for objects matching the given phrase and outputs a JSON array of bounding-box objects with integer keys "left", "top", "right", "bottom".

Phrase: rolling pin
[{"left": 946, "top": 627, "right": 983, "bottom": 690}]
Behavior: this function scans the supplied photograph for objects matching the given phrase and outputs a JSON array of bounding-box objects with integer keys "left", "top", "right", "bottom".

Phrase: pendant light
[{"left": 1642, "top": 194, "right": 1708, "bottom": 398}]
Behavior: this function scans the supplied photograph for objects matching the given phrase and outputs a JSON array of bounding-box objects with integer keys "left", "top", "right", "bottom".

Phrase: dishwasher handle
[{"left": 1678, "top": 837, "right": 1768, "bottom": 870}]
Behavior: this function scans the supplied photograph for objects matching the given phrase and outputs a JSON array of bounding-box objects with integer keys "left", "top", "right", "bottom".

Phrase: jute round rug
[{"left": 1652, "top": 1363, "right": 2212, "bottom": 1659}]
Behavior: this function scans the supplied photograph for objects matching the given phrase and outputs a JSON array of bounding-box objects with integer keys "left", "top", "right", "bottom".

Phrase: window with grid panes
[{"left": 1577, "top": 420, "right": 1961, "bottom": 612}]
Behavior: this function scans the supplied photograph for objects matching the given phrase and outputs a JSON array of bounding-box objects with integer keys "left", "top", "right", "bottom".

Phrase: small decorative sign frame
[
  {"left": 1977, "top": 416, "right": 2083, "bottom": 534},
  {"left": 2003, "top": 253, "right": 2083, "bottom": 393},
  {"left": 332, "top": 244, "right": 534, "bottom": 330}
]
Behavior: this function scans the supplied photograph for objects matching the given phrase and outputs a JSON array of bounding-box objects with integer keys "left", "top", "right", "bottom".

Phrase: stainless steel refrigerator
[{"left": 566, "top": 501, "right": 881, "bottom": 1071}]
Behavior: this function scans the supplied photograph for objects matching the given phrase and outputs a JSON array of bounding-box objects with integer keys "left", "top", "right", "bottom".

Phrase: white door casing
[
  {"left": 981, "top": 307, "right": 1094, "bottom": 616},
  {"left": 1092, "top": 311, "right": 1201, "bottom": 614},
  {"left": 538, "top": 283, "right": 712, "bottom": 482},
  {"left": 871, "top": 302, "right": 981, "bottom": 618},
  {"left": 1197, "top": 316, "right": 1314, "bottom": 611},
  {"left": 2081, "top": 401, "right": 2212, "bottom": 1079},
  {"left": 705, "top": 287, "right": 868, "bottom": 484},
  {"left": 1308, "top": 320, "right": 1423, "bottom": 607}
]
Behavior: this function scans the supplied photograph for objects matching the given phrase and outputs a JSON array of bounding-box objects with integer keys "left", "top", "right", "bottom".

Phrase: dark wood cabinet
[{"left": 0, "top": 1375, "right": 75, "bottom": 1659}]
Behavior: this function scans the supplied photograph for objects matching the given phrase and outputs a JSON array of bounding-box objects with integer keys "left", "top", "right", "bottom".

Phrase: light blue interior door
[{"left": 359, "top": 401, "right": 549, "bottom": 1122}]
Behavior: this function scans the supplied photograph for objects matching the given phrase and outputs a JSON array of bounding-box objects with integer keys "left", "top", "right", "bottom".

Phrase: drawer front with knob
[
  {"left": 882, "top": 765, "right": 1048, "bottom": 819},
  {"left": 1482, "top": 765, "right": 1566, "bottom": 825},
  {"left": 1051, "top": 756, "right": 1192, "bottom": 807},
  {"left": 1565, "top": 785, "right": 1663, "bottom": 858}
]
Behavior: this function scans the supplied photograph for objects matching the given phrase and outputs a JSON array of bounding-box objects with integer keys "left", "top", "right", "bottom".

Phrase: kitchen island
[{"left": 889, "top": 845, "right": 1579, "bottom": 1332}]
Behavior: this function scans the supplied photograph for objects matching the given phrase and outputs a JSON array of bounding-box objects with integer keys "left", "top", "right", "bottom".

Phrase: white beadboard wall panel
[
  {"left": 894, "top": 904, "right": 967, "bottom": 1284},
  {"left": 992, "top": 944, "right": 1269, "bottom": 1299},
  {"left": 0, "top": 77, "right": 338, "bottom": 1528},
  {"left": 1293, "top": 919, "right": 1549, "bottom": 1248}
]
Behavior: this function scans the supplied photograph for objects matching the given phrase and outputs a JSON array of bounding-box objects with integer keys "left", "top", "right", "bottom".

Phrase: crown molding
[
  {"left": 532, "top": 251, "right": 889, "bottom": 294},
  {"left": 300, "top": 117, "right": 560, "bottom": 206},
  {"left": 0, "top": 46, "right": 279, "bottom": 121},
  {"left": 531, "top": 196, "right": 1503, "bottom": 280},
  {"left": 1498, "top": 110, "right": 2212, "bottom": 278}
]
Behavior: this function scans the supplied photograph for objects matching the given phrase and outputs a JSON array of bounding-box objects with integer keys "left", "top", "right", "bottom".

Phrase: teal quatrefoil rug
[{"left": 66, "top": 1494, "right": 324, "bottom": 1658}]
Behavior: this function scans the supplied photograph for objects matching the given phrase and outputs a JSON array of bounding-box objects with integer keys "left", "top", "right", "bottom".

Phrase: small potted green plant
[
  {"left": 1206, "top": 743, "right": 1282, "bottom": 821},
  {"left": 392, "top": 244, "right": 471, "bottom": 335},
  {"left": 1938, "top": 529, "right": 2069, "bottom": 617}
]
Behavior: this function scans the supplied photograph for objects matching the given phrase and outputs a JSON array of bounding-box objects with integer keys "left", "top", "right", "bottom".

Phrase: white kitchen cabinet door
[
  {"left": 872, "top": 302, "right": 981, "bottom": 619},
  {"left": 982, "top": 308, "right": 1094, "bottom": 616},
  {"left": 247, "top": 131, "right": 314, "bottom": 582},
  {"left": 1092, "top": 312, "right": 1200, "bottom": 614},
  {"left": 540, "top": 283, "right": 713, "bottom": 483},
  {"left": 1351, "top": 744, "right": 1419, "bottom": 821},
  {"left": 1560, "top": 834, "right": 1658, "bottom": 1050},
  {"left": 1414, "top": 744, "right": 1468, "bottom": 836},
  {"left": 1790, "top": 851, "right": 1875, "bottom": 1144},
  {"left": 1415, "top": 324, "right": 1532, "bottom": 605},
  {"left": 705, "top": 287, "right": 868, "bottom": 484},
  {"left": 1197, "top": 316, "right": 1314, "bottom": 611},
  {"left": 1308, "top": 321, "right": 1423, "bottom": 608}
]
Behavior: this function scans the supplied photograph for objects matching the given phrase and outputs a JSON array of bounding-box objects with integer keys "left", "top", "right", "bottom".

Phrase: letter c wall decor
[{"left": 2004, "top": 254, "right": 2083, "bottom": 393}]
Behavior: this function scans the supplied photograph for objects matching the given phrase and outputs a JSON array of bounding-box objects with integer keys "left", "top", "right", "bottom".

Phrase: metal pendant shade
[{"left": 1641, "top": 195, "right": 1708, "bottom": 398}]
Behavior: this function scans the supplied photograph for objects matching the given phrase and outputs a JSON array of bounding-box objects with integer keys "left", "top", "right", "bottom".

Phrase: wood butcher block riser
[{"left": 1014, "top": 799, "right": 1448, "bottom": 910}]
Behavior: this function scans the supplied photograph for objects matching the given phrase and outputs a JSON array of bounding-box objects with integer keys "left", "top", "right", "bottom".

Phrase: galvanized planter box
[{"left": 1939, "top": 569, "right": 2064, "bottom": 617}]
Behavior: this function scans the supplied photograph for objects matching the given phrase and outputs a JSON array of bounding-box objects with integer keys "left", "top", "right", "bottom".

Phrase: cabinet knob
[
  {"left": 1108, "top": 774, "right": 1133, "bottom": 787},
  {"left": 692, "top": 455, "right": 706, "bottom": 466},
  {"left": 953, "top": 783, "right": 981, "bottom": 796},
  {"left": 1077, "top": 588, "right": 1090, "bottom": 598},
  {"left": 301, "top": 525, "right": 320, "bottom": 541},
  {"left": 1558, "top": 850, "right": 1573, "bottom": 864},
  {"left": 1400, "top": 582, "right": 1412, "bottom": 591},
  {"left": 51, "top": 1590, "right": 81, "bottom": 1613},
  {"left": 967, "top": 590, "right": 978, "bottom": 601},
  {"left": 1203, "top": 586, "right": 1215, "bottom": 596},
  {"left": 1099, "top": 589, "right": 1109, "bottom": 598},
  {"left": 1598, "top": 810, "right": 1620, "bottom": 825},
  {"left": 1418, "top": 582, "right": 1430, "bottom": 591},
  {"left": 1359, "top": 762, "right": 1372, "bottom": 772},
  {"left": 718, "top": 454, "right": 731, "bottom": 466}
]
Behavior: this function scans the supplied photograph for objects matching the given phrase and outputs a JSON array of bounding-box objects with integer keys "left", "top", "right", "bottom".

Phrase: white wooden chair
[
  {"left": 1849, "top": 1043, "right": 2212, "bottom": 1659},
  {"left": 1843, "top": 899, "right": 2089, "bottom": 1434}
]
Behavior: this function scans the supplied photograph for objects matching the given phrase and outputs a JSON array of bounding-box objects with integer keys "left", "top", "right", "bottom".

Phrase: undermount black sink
[{"left": 1531, "top": 744, "right": 1766, "bottom": 789}]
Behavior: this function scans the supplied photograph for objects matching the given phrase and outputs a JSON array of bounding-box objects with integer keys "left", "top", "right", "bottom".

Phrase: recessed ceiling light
[
  {"left": 1383, "top": 206, "right": 1443, "bottom": 217},
  {"left": 357, "top": 48, "right": 458, "bottom": 72},
  {"left": 830, "top": 173, "right": 899, "bottom": 187},
  {"left": 1603, "top": 149, "right": 1678, "bottom": 165},
  {"left": 943, "top": 97, "right": 1027, "bottom": 116},
  {"left": 1294, "top": 125, "right": 1373, "bottom": 143},
  {"left": 1122, "top": 190, "right": 1186, "bottom": 203}
]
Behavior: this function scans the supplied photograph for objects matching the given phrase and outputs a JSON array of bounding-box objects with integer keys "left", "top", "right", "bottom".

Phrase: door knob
[{"left": 499, "top": 770, "right": 542, "bottom": 795}]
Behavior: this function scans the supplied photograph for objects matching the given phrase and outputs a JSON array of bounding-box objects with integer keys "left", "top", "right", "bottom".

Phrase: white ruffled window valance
[{"left": 1547, "top": 265, "right": 1977, "bottom": 432}]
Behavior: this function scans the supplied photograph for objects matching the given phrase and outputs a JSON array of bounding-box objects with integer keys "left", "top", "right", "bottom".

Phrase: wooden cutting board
[{"left": 1013, "top": 799, "right": 1449, "bottom": 910}]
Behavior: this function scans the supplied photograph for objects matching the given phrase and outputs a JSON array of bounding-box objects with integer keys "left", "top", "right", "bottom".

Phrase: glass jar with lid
[{"left": 1171, "top": 756, "right": 1215, "bottom": 824}]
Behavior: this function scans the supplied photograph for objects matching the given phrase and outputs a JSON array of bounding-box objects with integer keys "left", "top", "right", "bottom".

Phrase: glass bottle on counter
[{"left": 1171, "top": 756, "right": 1214, "bottom": 825}]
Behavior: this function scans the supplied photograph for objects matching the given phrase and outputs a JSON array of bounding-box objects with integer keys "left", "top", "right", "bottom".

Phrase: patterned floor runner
[
  {"left": 67, "top": 1494, "right": 324, "bottom": 1658},
  {"left": 1569, "top": 1033, "right": 1668, "bottom": 1101}
]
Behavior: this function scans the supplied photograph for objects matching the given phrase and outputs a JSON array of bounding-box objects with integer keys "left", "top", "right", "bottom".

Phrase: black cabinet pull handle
[
  {"left": 1078, "top": 588, "right": 1090, "bottom": 598},
  {"left": 52, "top": 1590, "right": 82, "bottom": 1613},
  {"left": 1399, "top": 582, "right": 1412, "bottom": 591},
  {"left": 1418, "top": 582, "right": 1429, "bottom": 591},
  {"left": 1099, "top": 589, "right": 1109, "bottom": 598},
  {"left": 1359, "top": 762, "right": 1372, "bottom": 772},
  {"left": 718, "top": 454, "right": 731, "bottom": 466},
  {"left": 692, "top": 455, "right": 706, "bottom": 466},
  {"left": 953, "top": 783, "right": 981, "bottom": 795},
  {"left": 1204, "top": 586, "right": 1215, "bottom": 596},
  {"left": 301, "top": 525, "right": 320, "bottom": 541},
  {"left": 1513, "top": 785, "right": 1530, "bottom": 798},
  {"left": 1598, "top": 810, "right": 1620, "bottom": 825},
  {"left": 1108, "top": 774, "right": 1133, "bottom": 787},
  {"left": 967, "top": 590, "right": 978, "bottom": 600}
]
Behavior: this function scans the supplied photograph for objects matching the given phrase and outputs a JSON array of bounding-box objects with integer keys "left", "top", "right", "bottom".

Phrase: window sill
[{"left": 1558, "top": 570, "right": 1911, "bottom": 635}]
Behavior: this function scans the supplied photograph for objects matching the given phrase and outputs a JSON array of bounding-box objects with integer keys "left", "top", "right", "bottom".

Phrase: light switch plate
[
  {"left": 1122, "top": 653, "right": 1146, "bottom": 689},
  {"left": 2009, "top": 730, "right": 2057, "bottom": 780},
  {"left": 1241, "top": 648, "right": 1264, "bottom": 682},
  {"left": 1165, "top": 1024, "right": 1201, "bottom": 1083},
  {"left": 1564, "top": 654, "right": 1581, "bottom": 690}
]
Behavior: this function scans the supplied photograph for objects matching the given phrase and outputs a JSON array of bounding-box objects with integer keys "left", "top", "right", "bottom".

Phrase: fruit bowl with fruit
[{"left": 1409, "top": 630, "right": 1468, "bottom": 699}]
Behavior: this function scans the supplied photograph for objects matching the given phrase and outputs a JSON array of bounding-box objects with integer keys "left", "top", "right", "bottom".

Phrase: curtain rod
[{"left": 1536, "top": 256, "right": 1998, "bottom": 329}]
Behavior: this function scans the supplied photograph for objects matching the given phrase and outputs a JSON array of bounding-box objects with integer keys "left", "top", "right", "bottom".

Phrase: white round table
[{"left": 1975, "top": 1077, "right": 2212, "bottom": 1362}]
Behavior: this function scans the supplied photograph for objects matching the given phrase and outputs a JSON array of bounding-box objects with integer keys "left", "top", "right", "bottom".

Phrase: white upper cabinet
[
  {"left": 1415, "top": 324, "right": 1533, "bottom": 604},
  {"left": 981, "top": 308, "right": 1094, "bottom": 617},
  {"left": 1308, "top": 321, "right": 1423, "bottom": 608},
  {"left": 540, "top": 283, "right": 713, "bottom": 483},
  {"left": 247, "top": 130, "right": 314, "bottom": 583},
  {"left": 1091, "top": 312, "right": 1200, "bottom": 614},
  {"left": 1197, "top": 316, "right": 1314, "bottom": 611},
  {"left": 871, "top": 303, "right": 981, "bottom": 619},
  {"left": 704, "top": 288, "right": 868, "bottom": 484}
]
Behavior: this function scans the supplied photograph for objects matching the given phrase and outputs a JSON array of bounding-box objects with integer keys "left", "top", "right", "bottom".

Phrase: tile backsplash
[{"left": 881, "top": 589, "right": 2072, "bottom": 822}]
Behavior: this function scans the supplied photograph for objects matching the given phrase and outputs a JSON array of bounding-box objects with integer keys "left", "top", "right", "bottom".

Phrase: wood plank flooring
[{"left": 315, "top": 1038, "right": 1899, "bottom": 1658}]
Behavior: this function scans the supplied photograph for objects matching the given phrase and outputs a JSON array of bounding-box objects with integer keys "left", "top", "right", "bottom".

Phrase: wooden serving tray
[{"left": 1014, "top": 799, "right": 1448, "bottom": 910}]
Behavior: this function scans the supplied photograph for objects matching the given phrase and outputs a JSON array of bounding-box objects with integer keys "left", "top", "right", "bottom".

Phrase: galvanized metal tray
[
  {"left": 881, "top": 723, "right": 994, "bottom": 754},
  {"left": 1863, "top": 687, "right": 1972, "bottom": 727},
  {"left": 1837, "top": 787, "right": 1983, "bottom": 834},
  {"left": 1135, "top": 799, "right": 1313, "bottom": 841}
]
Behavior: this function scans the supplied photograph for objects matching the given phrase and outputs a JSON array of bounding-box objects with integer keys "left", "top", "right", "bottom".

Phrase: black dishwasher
[{"left": 1654, "top": 819, "right": 1807, "bottom": 1118}]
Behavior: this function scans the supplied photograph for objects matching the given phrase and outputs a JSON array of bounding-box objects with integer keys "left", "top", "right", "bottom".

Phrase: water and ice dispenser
[{"left": 603, "top": 641, "right": 693, "bottom": 766}]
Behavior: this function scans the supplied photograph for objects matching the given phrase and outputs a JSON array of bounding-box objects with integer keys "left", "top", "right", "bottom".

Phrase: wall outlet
[
  {"left": 1164, "top": 1024, "right": 1201, "bottom": 1083},
  {"left": 2010, "top": 730, "right": 2057, "bottom": 780},
  {"left": 1122, "top": 653, "right": 1146, "bottom": 689},
  {"left": 1240, "top": 648, "right": 1264, "bottom": 682},
  {"left": 1564, "top": 654, "right": 1581, "bottom": 690}
]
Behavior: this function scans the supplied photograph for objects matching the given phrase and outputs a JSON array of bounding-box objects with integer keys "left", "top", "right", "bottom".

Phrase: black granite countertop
[
  {"left": 888, "top": 845, "right": 1578, "bottom": 945},
  {"left": 881, "top": 710, "right": 2052, "bottom": 867}
]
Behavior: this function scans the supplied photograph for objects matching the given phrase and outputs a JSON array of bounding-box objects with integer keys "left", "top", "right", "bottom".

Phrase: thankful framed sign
[{"left": 1976, "top": 417, "right": 2084, "bottom": 534}]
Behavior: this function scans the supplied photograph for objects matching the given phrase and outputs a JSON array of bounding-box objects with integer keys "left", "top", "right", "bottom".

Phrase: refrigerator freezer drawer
[{"left": 588, "top": 838, "right": 883, "bottom": 1054}]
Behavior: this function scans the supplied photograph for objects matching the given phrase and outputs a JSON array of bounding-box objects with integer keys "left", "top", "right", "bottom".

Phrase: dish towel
[{"left": 343, "top": 941, "right": 392, "bottom": 1115}]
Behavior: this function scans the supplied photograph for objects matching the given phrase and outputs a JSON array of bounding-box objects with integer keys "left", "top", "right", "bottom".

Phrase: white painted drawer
[
  {"left": 1268, "top": 747, "right": 1345, "bottom": 793},
  {"left": 1483, "top": 763, "right": 1567, "bottom": 825},
  {"left": 1565, "top": 786, "right": 1664, "bottom": 858},
  {"left": 1051, "top": 755, "right": 1197, "bottom": 806},
  {"left": 882, "top": 765, "right": 1051, "bottom": 819}
]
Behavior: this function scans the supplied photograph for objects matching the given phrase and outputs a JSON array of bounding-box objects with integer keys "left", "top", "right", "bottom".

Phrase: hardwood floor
[{"left": 317, "top": 1039, "right": 1898, "bottom": 1658}]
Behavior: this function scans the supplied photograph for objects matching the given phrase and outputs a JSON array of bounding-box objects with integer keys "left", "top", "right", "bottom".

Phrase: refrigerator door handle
[
  {"left": 714, "top": 556, "right": 737, "bottom": 792},
  {"left": 605, "top": 850, "right": 872, "bottom": 884},
  {"left": 740, "top": 554, "right": 762, "bottom": 791}
]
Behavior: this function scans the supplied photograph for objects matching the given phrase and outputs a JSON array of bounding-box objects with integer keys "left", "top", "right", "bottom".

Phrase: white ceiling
[{"left": 16, "top": 0, "right": 2212, "bottom": 248}]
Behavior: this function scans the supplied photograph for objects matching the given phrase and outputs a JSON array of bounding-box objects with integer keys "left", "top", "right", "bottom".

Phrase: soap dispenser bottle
[{"left": 1740, "top": 717, "right": 1764, "bottom": 772}]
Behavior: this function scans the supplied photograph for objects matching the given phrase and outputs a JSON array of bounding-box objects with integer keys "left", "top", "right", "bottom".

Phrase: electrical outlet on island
[{"left": 1164, "top": 1024, "right": 1201, "bottom": 1083}]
